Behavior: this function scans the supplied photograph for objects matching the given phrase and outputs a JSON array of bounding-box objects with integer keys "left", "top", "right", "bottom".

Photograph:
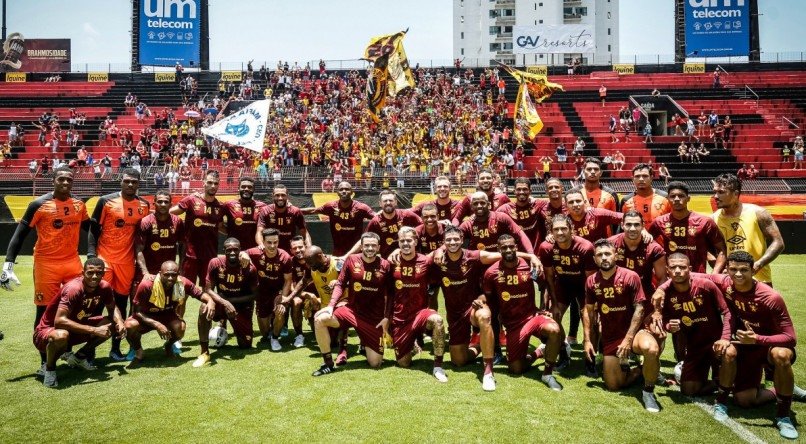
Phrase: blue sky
[{"left": 5, "top": 0, "right": 805, "bottom": 69}]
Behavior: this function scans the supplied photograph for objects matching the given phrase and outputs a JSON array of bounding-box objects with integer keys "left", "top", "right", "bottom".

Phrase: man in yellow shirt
[
  {"left": 304, "top": 245, "right": 350, "bottom": 365},
  {"left": 712, "top": 173, "right": 784, "bottom": 285}
]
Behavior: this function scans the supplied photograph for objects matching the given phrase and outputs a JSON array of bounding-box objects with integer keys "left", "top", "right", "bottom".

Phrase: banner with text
[
  {"left": 138, "top": 0, "right": 201, "bottom": 67},
  {"left": 0, "top": 34, "right": 70, "bottom": 73},
  {"left": 685, "top": 0, "right": 749, "bottom": 57},
  {"left": 201, "top": 100, "right": 270, "bottom": 153},
  {"left": 513, "top": 25, "right": 595, "bottom": 54}
]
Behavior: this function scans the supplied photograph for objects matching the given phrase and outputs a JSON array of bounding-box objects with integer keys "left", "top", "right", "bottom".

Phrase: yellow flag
[
  {"left": 364, "top": 30, "right": 415, "bottom": 121},
  {"left": 514, "top": 83, "right": 543, "bottom": 141}
]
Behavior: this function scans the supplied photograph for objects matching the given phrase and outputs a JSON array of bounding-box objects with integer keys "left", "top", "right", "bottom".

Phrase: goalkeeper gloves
[{"left": 1, "top": 262, "right": 20, "bottom": 291}]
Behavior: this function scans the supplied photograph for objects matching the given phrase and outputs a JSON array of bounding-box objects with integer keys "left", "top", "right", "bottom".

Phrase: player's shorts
[
  {"left": 101, "top": 259, "right": 136, "bottom": 296},
  {"left": 555, "top": 282, "right": 585, "bottom": 308},
  {"left": 505, "top": 314, "right": 556, "bottom": 363},
  {"left": 129, "top": 312, "right": 182, "bottom": 334},
  {"left": 734, "top": 345, "right": 797, "bottom": 392},
  {"left": 332, "top": 305, "right": 383, "bottom": 355},
  {"left": 32, "top": 256, "right": 83, "bottom": 306},
  {"left": 181, "top": 256, "right": 214, "bottom": 286},
  {"left": 392, "top": 309, "right": 437, "bottom": 360},
  {"left": 211, "top": 302, "right": 254, "bottom": 342},
  {"left": 680, "top": 345, "right": 719, "bottom": 383},
  {"left": 255, "top": 290, "right": 279, "bottom": 319},
  {"left": 33, "top": 315, "right": 108, "bottom": 351},
  {"left": 446, "top": 306, "right": 474, "bottom": 346}
]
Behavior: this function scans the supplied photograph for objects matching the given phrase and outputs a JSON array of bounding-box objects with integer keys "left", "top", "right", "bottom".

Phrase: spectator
[
  {"left": 574, "top": 153, "right": 585, "bottom": 177},
  {"left": 697, "top": 110, "right": 708, "bottom": 137},
  {"left": 712, "top": 68, "right": 721, "bottom": 88},
  {"left": 793, "top": 143, "right": 804, "bottom": 170},
  {"left": 696, "top": 143, "right": 710, "bottom": 161},
  {"left": 782, "top": 144, "right": 791, "bottom": 163},
  {"left": 688, "top": 143, "right": 699, "bottom": 164},
  {"left": 8, "top": 122, "right": 17, "bottom": 145},
  {"left": 28, "top": 158, "right": 38, "bottom": 177},
  {"left": 573, "top": 137, "right": 586, "bottom": 155},
  {"left": 658, "top": 163, "right": 671, "bottom": 186},
  {"left": 497, "top": 77, "right": 505, "bottom": 96},
  {"left": 321, "top": 175, "right": 334, "bottom": 192},
  {"left": 539, "top": 155, "right": 552, "bottom": 181},
  {"left": 722, "top": 115, "right": 733, "bottom": 149},
  {"left": 643, "top": 121, "right": 653, "bottom": 143},
  {"left": 609, "top": 114, "right": 618, "bottom": 143},
  {"left": 747, "top": 164, "right": 758, "bottom": 179},
  {"left": 737, "top": 164, "right": 748, "bottom": 180},
  {"left": 101, "top": 154, "right": 112, "bottom": 178},
  {"left": 599, "top": 85, "right": 607, "bottom": 107},
  {"left": 678, "top": 142, "right": 689, "bottom": 163},
  {"left": 555, "top": 143, "right": 567, "bottom": 162},
  {"left": 611, "top": 151, "right": 625, "bottom": 171},
  {"left": 514, "top": 146, "right": 525, "bottom": 171}
]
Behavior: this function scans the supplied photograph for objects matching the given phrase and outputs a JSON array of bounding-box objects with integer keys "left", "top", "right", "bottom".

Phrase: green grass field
[{"left": 1, "top": 256, "right": 804, "bottom": 443}]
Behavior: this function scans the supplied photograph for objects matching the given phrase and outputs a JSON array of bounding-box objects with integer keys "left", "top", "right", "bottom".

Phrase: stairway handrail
[
  {"left": 744, "top": 84, "right": 759, "bottom": 107},
  {"left": 782, "top": 116, "right": 800, "bottom": 130}
]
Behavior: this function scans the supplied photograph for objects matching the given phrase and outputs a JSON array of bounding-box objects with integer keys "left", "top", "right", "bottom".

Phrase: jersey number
[
  {"left": 226, "top": 275, "right": 235, "bottom": 283},
  {"left": 159, "top": 228, "right": 169, "bottom": 238},
  {"left": 603, "top": 288, "right": 614, "bottom": 298},
  {"left": 401, "top": 267, "right": 413, "bottom": 277},
  {"left": 363, "top": 271, "right": 372, "bottom": 281},
  {"left": 560, "top": 256, "right": 570, "bottom": 266},
  {"left": 674, "top": 226, "right": 686, "bottom": 237}
]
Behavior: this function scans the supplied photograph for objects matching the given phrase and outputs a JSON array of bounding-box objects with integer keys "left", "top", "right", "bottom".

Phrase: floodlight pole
[{"left": 2, "top": 0, "right": 6, "bottom": 42}]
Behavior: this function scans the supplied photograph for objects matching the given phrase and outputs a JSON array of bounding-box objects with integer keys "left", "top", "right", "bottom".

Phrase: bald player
[
  {"left": 222, "top": 177, "right": 266, "bottom": 250},
  {"left": 256, "top": 184, "right": 310, "bottom": 253},
  {"left": 497, "top": 178, "right": 547, "bottom": 247},
  {"left": 304, "top": 245, "right": 351, "bottom": 364},
  {"left": 452, "top": 168, "right": 511, "bottom": 223},
  {"left": 301, "top": 181, "right": 375, "bottom": 257},
  {"left": 459, "top": 191, "right": 533, "bottom": 254}
]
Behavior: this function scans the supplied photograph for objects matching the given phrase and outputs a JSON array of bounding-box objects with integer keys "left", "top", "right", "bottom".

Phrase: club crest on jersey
[{"left": 688, "top": 226, "right": 698, "bottom": 236}]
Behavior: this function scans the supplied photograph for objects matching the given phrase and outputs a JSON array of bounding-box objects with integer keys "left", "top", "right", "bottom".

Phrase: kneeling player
[
  {"left": 33, "top": 258, "right": 126, "bottom": 387},
  {"left": 125, "top": 261, "right": 213, "bottom": 368},
  {"left": 388, "top": 227, "right": 447, "bottom": 382},
  {"left": 193, "top": 238, "right": 258, "bottom": 368},
  {"left": 311, "top": 232, "right": 391, "bottom": 376},
  {"left": 482, "top": 235, "right": 563, "bottom": 391},
  {"left": 583, "top": 239, "right": 661, "bottom": 412},
  {"left": 651, "top": 254, "right": 736, "bottom": 421}
]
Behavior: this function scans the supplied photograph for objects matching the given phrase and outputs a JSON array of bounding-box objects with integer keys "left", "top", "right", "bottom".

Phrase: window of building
[
  {"left": 578, "top": 7, "right": 587, "bottom": 16},
  {"left": 504, "top": 26, "right": 512, "bottom": 32},
  {"left": 608, "top": 44, "right": 611, "bottom": 52},
  {"left": 539, "top": 2, "right": 543, "bottom": 6},
  {"left": 503, "top": 42, "right": 513, "bottom": 50},
  {"left": 461, "top": 48, "right": 465, "bottom": 55},
  {"left": 461, "top": 32, "right": 465, "bottom": 39},
  {"left": 489, "top": 10, "right": 499, "bottom": 18},
  {"left": 490, "top": 43, "right": 502, "bottom": 51},
  {"left": 502, "top": 9, "right": 514, "bottom": 16},
  {"left": 489, "top": 26, "right": 501, "bottom": 35},
  {"left": 539, "top": 19, "right": 543, "bottom": 23},
  {"left": 607, "top": 28, "right": 611, "bottom": 36}
]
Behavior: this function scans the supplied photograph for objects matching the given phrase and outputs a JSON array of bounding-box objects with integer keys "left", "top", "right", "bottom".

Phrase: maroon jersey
[
  {"left": 452, "top": 191, "right": 511, "bottom": 223},
  {"left": 431, "top": 249, "right": 486, "bottom": 322},
  {"left": 177, "top": 193, "right": 223, "bottom": 260},
  {"left": 133, "top": 276, "right": 204, "bottom": 315},
  {"left": 459, "top": 211, "right": 533, "bottom": 253},
  {"left": 329, "top": 254, "right": 391, "bottom": 322},
  {"left": 222, "top": 199, "right": 266, "bottom": 250},
  {"left": 387, "top": 254, "right": 433, "bottom": 324},
  {"left": 245, "top": 247, "right": 292, "bottom": 297},
  {"left": 497, "top": 199, "right": 544, "bottom": 247},
  {"left": 291, "top": 258, "right": 310, "bottom": 285},
  {"left": 205, "top": 255, "right": 258, "bottom": 309},
  {"left": 535, "top": 200, "right": 567, "bottom": 243},
  {"left": 482, "top": 258, "right": 537, "bottom": 330},
  {"left": 609, "top": 233, "right": 666, "bottom": 294},
  {"left": 314, "top": 200, "right": 375, "bottom": 256},
  {"left": 413, "top": 198, "right": 458, "bottom": 221},
  {"left": 137, "top": 213, "right": 184, "bottom": 275},
  {"left": 706, "top": 274, "right": 796, "bottom": 347},
  {"left": 584, "top": 267, "right": 645, "bottom": 344},
  {"left": 414, "top": 223, "right": 444, "bottom": 255},
  {"left": 537, "top": 236, "right": 596, "bottom": 287},
  {"left": 656, "top": 276, "right": 731, "bottom": 346},
  {"left": 649, "top": 212, "right": 724, "bottom": 273},
  {"left": 36, "top": 278, "right": 115, "bottom": 330},
  {"left": 570, "top": 208, "right": 623, "bottom": 243},
  {"left": 365, "top": 209, "right": 422, "bottom": 258},
  {"left": 256, "top": 204, "right": 307, "bottom": 252}
]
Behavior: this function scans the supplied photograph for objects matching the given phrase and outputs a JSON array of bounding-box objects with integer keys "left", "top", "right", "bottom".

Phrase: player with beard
[
  {"left": 277, "top": 235, "right": 313, "bottom": 348},
  {"left": 414, "top": 204, "right": 444, "bottom": 311},
  {"left": 534, "top": 178, "right": 568, "bottom": 249},
  {"left": 3, "top": 167, "right": 91, "bottom": 372},
  {"left": 245, "top": 229, "right": 292, "bottom": 350},
  {"left": 451, "top": 168, "right": 511, "bottom": 224},
  {"left": 650, "top": 254, "right": 735, "bottom": 421},
  {"left": 256, "top": 184, "right": 309, "bottom": 253},
  {"left": 620, "top": 164, "right": 671, "bottom": 230},
  {"left": 222, "top": 177, "right": 266, "bottom": 250},
  {"left": 497, "top": 178, "right": 547, "bottom": 247},
  {"left": 711, "top": 174, "right": 784, "bottom": 286},
  {"left": 387, "top": 227, "right": 448, "bottom": 382},
  {"left": 564, "top": 189, "right": 623, "bottom": 243},
  {"left": 301, "top": 181, "right": 375, "bottom": 256},
  {"left": 124, "top": 261, "right": 213, "bottom": 368},
  {"left": 87, "top": 168, "right": 150, "bottom": 361},
  {"left": 412, "top": 176, "right": 458, "bottom": 222},
  {"left": 170, "top": 170, "right": 224, "bottom": 286},
  {"left": 579, "top": 157, "right": 619, "bottom": 211},
  {"left": 608, "top": 211, "right": 667, "bottom": 296},
  {"left": 346, "top": 190, "right": 421, "bottom": 259},
  {"left": 648, "top": 181, "right": 726, "bottom": 274},
  {"left": 136, "top": 189, "right": 184, "bottom": 283},
  {"left": 653, "top": 251, "right": 802, "bottom": 439},
  {"left": 537, "top": 214, "right": 596, "bottom": 371},
  {"left": 193, "top": 238, "right": 258, "bottom": 367},
  {"left": 459, "top": 192, "right": 533, "bottom": 254},
  {"left": 311, "top": 232, "right": 392, "bottom": 376},
  {"left": 33, "top": 258, "right": 125, "bottom": 388},
  {"left": 481, "top": 235, "right": 564, "bottom": 391},
  {"left": 583, "top": 239, "right": 661, "bottom": 412}
]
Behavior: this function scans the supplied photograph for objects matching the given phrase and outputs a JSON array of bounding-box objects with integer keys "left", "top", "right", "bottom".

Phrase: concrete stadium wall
[{"left": 1, "top": 220, "right": 805, "bottom": 256}]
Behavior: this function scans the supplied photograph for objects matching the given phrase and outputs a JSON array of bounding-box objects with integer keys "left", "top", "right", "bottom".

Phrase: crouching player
[
  {"left": 125, "top": 260, "right": 213, "bottom": 368},
  {"left": 481, "top": 235, "right": 564, "bottom": 391},
  {"left": 583, "top": 239, "right": 661, "bottom": 412},
  {"left": 33, "top": 257, "right": 125, "bottom": 387},
  {"left": 193, "top": 238, "right": 258, "bottom": 368}
]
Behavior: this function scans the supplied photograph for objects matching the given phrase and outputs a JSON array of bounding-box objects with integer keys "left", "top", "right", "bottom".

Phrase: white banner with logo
[
  {"left": 201, "top": 100, "right": 270, "bottom": 152},
  {"left": 513, "top": 25, "right": 596, "bottom": 54}
]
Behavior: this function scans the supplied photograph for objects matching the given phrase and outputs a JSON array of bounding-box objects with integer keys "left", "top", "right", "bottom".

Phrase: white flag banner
[
  {"left": 201, "top": 99, "right": 270, "bottom": 152},
  {"left": 513, "top": 25, "right": 596, "bottom": 54}
]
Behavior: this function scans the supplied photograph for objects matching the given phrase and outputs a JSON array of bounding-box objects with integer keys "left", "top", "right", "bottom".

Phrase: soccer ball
[
  {"left": 673, "top": 361, "right": 684, "bottom": 384},
  {"left": 209, "top": 326, "right": 228, "bottom": 348}
]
